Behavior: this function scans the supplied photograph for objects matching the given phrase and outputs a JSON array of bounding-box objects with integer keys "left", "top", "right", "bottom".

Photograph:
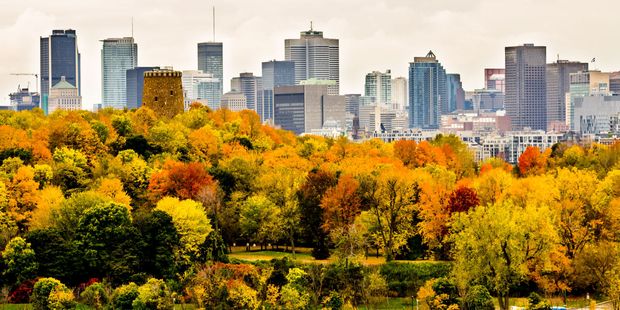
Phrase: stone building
[{"left": 142, "top": 69, "right": 184, "bottom": 118}]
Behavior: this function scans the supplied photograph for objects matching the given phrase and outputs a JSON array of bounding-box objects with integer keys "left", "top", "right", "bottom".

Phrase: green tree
[
  {"left": 1, "top": 236, "right": 38, "bottom": 286},
  {"left": 134, "top": 210, "right": 180, "bottom": 279},
  {"left": 132, "top": 278, "right": 174, "bottom": 310},
  {"left": 32, "top": 277, "right": 72, "bottom": 310}
]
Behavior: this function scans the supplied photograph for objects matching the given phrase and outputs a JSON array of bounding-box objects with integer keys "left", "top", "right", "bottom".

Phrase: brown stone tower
[{"left": 142, "top": 69, "right": 184, "bottom": 118}]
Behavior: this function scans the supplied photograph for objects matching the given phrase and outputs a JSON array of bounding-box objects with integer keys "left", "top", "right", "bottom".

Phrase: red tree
[
  {"left": 448, "top": 186, "right": 480, "bottom": 213},
  {"left": 148, "top": 160, "right": 217, "bottom": 201}
]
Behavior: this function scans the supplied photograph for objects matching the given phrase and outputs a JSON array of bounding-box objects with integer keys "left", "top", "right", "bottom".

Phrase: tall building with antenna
[
  {"left": 101, "top": 37, "right": 138, "bottom": 109},
  {"left": 285, "top": 23, "right": 340, "bottom": 95},
  {"left": 197, "top": 7, "right": 223, "bottom": 107}
]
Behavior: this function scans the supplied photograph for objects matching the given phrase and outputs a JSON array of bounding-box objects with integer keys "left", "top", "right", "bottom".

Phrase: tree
[
  {"left": 321, "top": 174, "right": 362, "bottom": 233},
  {"left": 96, "top": 177, "right": 132, "bottom": 208},
  {"left": 155, "top": 197, "right": 212, "bottom": 263},
  {"left": 29, "top": 186, "right": 64, "bottom": 230},
  {"left": 32, "top": 277, "right": 73, "bottom": 310},
  {"left": 239, "top": 195, "right": 283, "bottom": 249},
  {"left": 7, "top": 166, "right": 41, "bottom": 230},
  {"left": 1, "top": 236, "right": 38, "bottom": 286},
  {"left": 447, "top": 186, "right": 479, "bottom": 214},
  {"left": 394, "top": 140, "right": 417, "bottom": 167},
  {"left": 463, "top": 285, "right": 494, "bottom": 310},
  {"left": 518, "top": 146, "right": 548, "bottom": 176},
  {"left": 148, "top": 160, "right": 218, "bottom": 202},
  {"left": 134, "top": 210, "right": 180, "bottom": 279}
]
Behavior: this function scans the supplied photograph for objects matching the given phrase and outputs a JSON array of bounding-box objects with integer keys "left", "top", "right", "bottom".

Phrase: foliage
[
  {"left": 2, "top": 237, "right": 38, "bottom": 286},
  {"left": 111, "top": 282, "right": 139, "bottom": 310},
  {"left": 463, "top": 285, "right": 494, "bottom": 310},
  {"left": 31, "top": 278, "right": 70, "bottom": 310},
  {"left": 80, "top": 282, "right": 109, "bottom": 310},
  {"left": 132, "top": 278, "right": 174, "bottom": 310}
]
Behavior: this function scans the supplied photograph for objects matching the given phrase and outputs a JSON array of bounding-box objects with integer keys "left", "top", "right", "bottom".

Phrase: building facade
[
  {"left": 101, "top": 37, "right": 138, "bottom": 109},
  {"left": 484, "top": 68, "right": 505, "bottom": 92},
  {"left": 573, "top": 96, "right": 620, "bottom": 135},
  {"left": 231, "top": 73, "right": 262, "bottom": 112},
  {"left": 546, "top": 60, "right": 588, "bottom": 130},
  {"left": 182, "top": 70, "right": 221, "bottom": 110},
  {"left": 408, "top": 51, "right": 447, "bottom": 129},
  {"left": 285, "top": 28, "right": 339, "bottom": 95},
  {"left": 472, "top": 89, "right": 505, "bottom": 112},
  {"left": 391, "top": 77, "right": 408, "bottom": 111},
  {"left": 567, "top": 70, "right": 610, "bottom": 130},
  {"left": 126, "top": 66, "right": 159, "bottom": 109},
  {"left": 221, "top": 91, "right": 247, "bottom": 112},
  {"left": 40, "top": 29, "right": 81, "bottom": 114},
  {"left": 446, "top": 74, "right": 465, "bottom": 112},
  {"left": 273, "top": 85, "right": 345, "bottom": 134},
  {"left": 48, "top": 76, "right": 81, "bottom": 114},
  {"left": 261, "top": 60, "right": 295, "bottom": 122},
  {"left": 9, "top": 87, "right": 40, "bottom": 111},
  {"left": 197, "top": 42, "right": 223, "bottom": 102},
  {"left": 364, "top": 70, "right": 391, "bottom": 105},
  {"left": 142, "top": 69, "right": 184, "bottom": 118},
  {"left": 505, "top": 44, "right": 547, "bottom": 131}
]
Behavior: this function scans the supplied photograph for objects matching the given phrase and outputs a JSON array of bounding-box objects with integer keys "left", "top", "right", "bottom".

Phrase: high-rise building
[
  {"left": 273, "top": 84, "right": 345, "bottom": 134},
  {"left": 484, "top": 68, "right": 505, "bottom": 92},
  {"left": 9, "top": 87, "right": 40, "bottom": 111},
  {"left": 48, "top": 76, "right": 82, "bottom": 114},
  {"left": 446, "top": 74, "right": 465, "bottom": 112},
  {"left": 567, "top": 70, "right": 610, "bottom": 130},
  {"left": 182, "top": 70, "right": 221, "bottom": 110},
  {"left": 142, "top": 69, "right": 184, "bottom": 118},
  {"left": 364, "top": 70, "right": 391, "bottom": 105},
  {"left": 261, "top": 60, "right": 295, "bottom": 122},
  {"left": 126, "top": 66, "right": 159, "bottom": 109},
  {"left": 546, "top": 60, "right": 588, "bottom": 130},
  {"left": 610, "top": 72, "right": 620, "bottom": 95},
  {"left": 231, "top": 73, "right": 262, "bottom": 112},
  {"left": 391, "top": 77, "right": 408, "bottom": 111},
  {"left": 285, "top": 27, "right": 339, "bottom": 95},
  {"left": 221, "top": 91, "right": 247, "bottom": 112},
  {"left": 505, "top": 44, "right": 547, "bottom": 131},
  {"left": 40, "top": 29, "right": 81, "bottom": 114},
  {"left": 345, "top": 94, "right": 361, "bottom": 116},
  {"left": 101, "top": 37, "right": 137, "bottom": 109},
  {"left": 472, "top": 89, "right": 505, "bottom": 112},
  {"left": 197, "top": 42, "right": 223, "bottom": 101},
  {"left": 408, "top": 51, "right": 447, "bottom": 129}
]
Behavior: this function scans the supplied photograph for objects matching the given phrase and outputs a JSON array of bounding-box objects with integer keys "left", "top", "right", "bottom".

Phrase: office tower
[
  {"left": 126, "top": 66, "right": 159, "bottom": 109},
  {"left": 261, "top": 60, "right": 295, "bottom": 122},
  {"left": 365, "top": 70, "right": 391, "bottom": 105},
  {"left": 197, "top": 42, "right": 223, "bottom": 101},
  {"left": 182, "top": 70, "right": 221, "bottom": 110},
  {"left": 345, "top": 94, "right": 361, "bottom": 116},
  {"left": 142, "top": 69, "right": 184, "bottom": 118},
  {"left": 484, "top": 68, "right": 505, "bottom": 92},
  {"left": 40, "top": 29, "right": 81, "bottom": 113},
  {"left": 9, "top": 87, "right": 40, "bottom": 111},
  {"left": 391, "top": 77, "right": 408, "bottom": 111},
  {"left": 446, "top": 74, "right": 465, "bottom": 112},
  {"left": 573, "top": 95, "right": 620, "bottom": 134},
  {"left": 408, "top": 51, "right": 447, "bottom": 129},
  {"left": 231, "top": 73, "right": 262, "bottom": 112},
  {"left": 221, "top": 91, "right": 247, "bottom": 112},
  {"left": 505, "top": 44, "right": 547, "bottom": 131},
  {"left": 472, "top": 89, "right": 505, "bottom": 112},
  {"left": 48, "top": 76, "right": 82, "bottom": 114},
  {"left": 610, "top": 72, "right": 620, "bottom": 95},
  {"left": 285, "top": 26, "right": 339, "bottom": 95},
  {"left": 546, "top": 60, "right": 588, "bottom": 131},
  {"left": 273, "top": 85, "right": 345, "bottom": 134},
  {"left": 101, "top": 37, "right": 137, "bottom": 109},
  {"left": 567, "top": 70, "right": 610, "bottom": 130}
]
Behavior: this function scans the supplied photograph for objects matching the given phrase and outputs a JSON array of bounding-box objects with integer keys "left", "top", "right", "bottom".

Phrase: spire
[
  {"left": 426, "top": 50, "right": 436, "bottom": 58},
  {"left": 310, "top": 21, "right": 313, "bottom": 31}
]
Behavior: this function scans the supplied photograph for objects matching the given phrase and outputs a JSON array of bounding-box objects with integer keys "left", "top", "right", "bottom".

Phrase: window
[
  {"left": 154, "top": 96, "right": 158, "bottom": 102},
  {"left": 170, "top": 90, "right": 174, "bottom": 96}
]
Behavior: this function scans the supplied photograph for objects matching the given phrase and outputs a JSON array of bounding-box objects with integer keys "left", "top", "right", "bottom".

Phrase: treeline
[{"left": 0, "top": 106, "right": 618, "bottom": 309}]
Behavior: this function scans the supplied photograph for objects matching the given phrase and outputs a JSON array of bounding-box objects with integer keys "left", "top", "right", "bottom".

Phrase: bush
[
  {"left": 527, "top": 292, "right": 551, "bottom": 310},
  {"left": 464, "top": 285, "right": 494, "bottom": 310},
  {"left": 379, "top": 262, "right": 452, "bottom": 297},
  {"left": 8, "top": 279, "right": 37, "bottom": 303},
  {"left": 31, "top": 278, "right": 71, "bottom": 310},
  {"left": 111, "top": 282, "right": 139, "bottom": 310},
  {"left": 81, "top": 282, "right": 109, "bottom": 309},
  {"left": 132, "top": 278, "right": 173, "bottom": 310}
]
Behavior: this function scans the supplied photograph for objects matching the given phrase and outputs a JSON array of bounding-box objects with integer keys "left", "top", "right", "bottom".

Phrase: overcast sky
[{"left": 1, "top": 0, "right": 620, "bottom": 108}]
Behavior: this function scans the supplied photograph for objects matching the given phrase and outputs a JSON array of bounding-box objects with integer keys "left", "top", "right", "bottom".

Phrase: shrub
[
  {"left": 8, "top": 279, "right": 37, "bottom": 303},
  {"left": 379, "top": 262, "right": 452, "bottom": 297},
  {"left": 527, "top": 292, "right": 551, "bottom": 310},
  {"left": 132, "top": 278, "right": 173, "bottom": 310},
  {"left": 48, "top": 288, "right": 76, "bottom": 310},
  {"left": 81, "top": 282, "right": 109, "bottom": 309},
  {"left": 31, "top": 278, "right": 71, "bottom": 310},
  {"left": 111, "top": 282, "right": 139, "bottom": 310},
  {"left": 463, "top": 285, "right": 494, "bottom": 310}
]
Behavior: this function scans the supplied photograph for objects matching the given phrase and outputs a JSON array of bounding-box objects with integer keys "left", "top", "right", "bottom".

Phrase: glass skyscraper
[
  {"left": 261, "top": 60, "right": 295, "bottom": 122},
  {"left": 231, "top": 73, "right": 262, "bottom": 112},
  {"left": 101, "top": 37, "right": 138, "bottom": 109},
  {"left": 408, "top": 51, "right": 447, "bottom": 129},
  {"left": 40, "top": 29, "right": 81, "bottom": 114},
  {"left": 126, "top": 66, "right": 159, "bottom": 109},
  {"left": 197, "top": 42, "right": 223, "bottom": 104},
  {"left": 182, "top": 70, "right": 222, "bottom": 110},
  {"left": 364, "top": 70, "right": 392, "bottom": 105}
]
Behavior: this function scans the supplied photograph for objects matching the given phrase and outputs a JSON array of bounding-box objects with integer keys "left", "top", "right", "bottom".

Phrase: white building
[
  {"left": 391, "top": 77, "right": 408, "bottom": 111},
  {"left": 182, "top": 70, "right": 221, "bottom": 110},
  {"left": 48, "top": 76, "right": 81, "bottom": 113},
  {"left": 221, "top": 91, "right": 247, "bottom": 112}
]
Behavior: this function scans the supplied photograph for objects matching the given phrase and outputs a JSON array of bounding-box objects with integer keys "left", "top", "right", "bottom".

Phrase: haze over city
[{"left": 2, "top": 0, "right": 620, "bottom": 107}]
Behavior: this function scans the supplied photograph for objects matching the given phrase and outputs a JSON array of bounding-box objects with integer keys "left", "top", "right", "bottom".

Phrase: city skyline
[{"left": 2, "top": 0, "right": 620, "bottom": 108}]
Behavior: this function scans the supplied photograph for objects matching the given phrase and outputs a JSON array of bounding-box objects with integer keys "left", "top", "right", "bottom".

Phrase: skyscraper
[
  {"left": 261, "top": 60, "right": 295, "bottom": 122},
  {"left": 408, "top": 51, "right": 447, "bottom": 129},
  {"left": 285, "top": 26, "right": 339, "bottom": 95},
  {"left": 126, "top": 66, "right": 159, "bottom": 110},
  {"left": 40, "top": 29, "right": 81, "bottom": 114},
  {"left": 197, "top": 42, "right": 223, "bottom": 105},
  {"left": 505, "top": 44, "right": 547, "bottom": 131},
  {"left": 364, "top": 70, "right": 391, "bottom": 105},
  {"left": 567, "top": 70, "right": 610, "bottom": 130},
  {"left": 48, "top": 76, "right": 82, "bottom": 114},
  {"left": 546, "top": 60, "right": 588, "bottom": 130},
  {"left": 101, "top": 37, "right": 138, "bottom": 109},
  {"left": 182, "top": 70, "right": 221, "bottom": 110},
  {"left": 391, "top": 77, "right": 408, "bottom": 111},
  {"left": 446, "top": 74, "right": 465, "bottom": 112}
]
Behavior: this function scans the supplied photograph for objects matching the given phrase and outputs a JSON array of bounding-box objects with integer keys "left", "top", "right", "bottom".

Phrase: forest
[{"left": 0, "top": 104, "right": 619, "bottom": 309}]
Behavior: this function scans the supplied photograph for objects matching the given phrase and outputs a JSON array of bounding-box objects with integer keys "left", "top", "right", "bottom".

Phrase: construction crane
[{"left": 10, "top": 73, "right": 39, "bottom": 93}]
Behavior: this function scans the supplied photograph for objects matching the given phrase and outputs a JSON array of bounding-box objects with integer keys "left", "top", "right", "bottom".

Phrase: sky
[{"left": 1, "top": 0, "right": 620, "bottom": 108}]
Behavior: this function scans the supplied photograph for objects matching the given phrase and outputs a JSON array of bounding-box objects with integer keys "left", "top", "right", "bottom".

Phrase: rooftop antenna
[
  {"left": 310, "top": 21, "right": 313, "bottom": 31},
  {"left": 131, "top": 17, "right": 134, "bottom": 38},
  {"left": 212, "top": 6, "right": 216, "bottom": 41}
]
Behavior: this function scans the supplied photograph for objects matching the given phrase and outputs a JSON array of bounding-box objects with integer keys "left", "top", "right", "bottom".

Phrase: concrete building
[
  {"left": 40, "top": 29, "right": 81, "bottom": 114},
  {"left": 126, "top": 66, "right": 159, "bottom": 109},
  {"left": 48, "top": 76, "right": 81, "bottom": 114},
  {"left": 391, "top": 77, "right": 408, "bottom": 111},
  {"left": 261, "top": 60, "right": 295, "bottom": 122},
  {"left": 409, "top": 51, "right": 447, "bottom": 129},
  {"left": 441, "top": 110, "right": 511, "bottom": 134},
  {"left": 231, "top": 72, "right": 262, "bottom": 112},
  {"left": 221, "top": 91, "right": 247, "bottom": 112},
  {"left": 567, "top": 70, "right": 611, "bottom": 130},
  {"left": 285, "top": 27, "right": 339, "bottom": 95},
  {"left": 610, "top": 72, "right": 620, "bottom": 95},
  {"left": 101, "top": 37, "right": 137, "bottom": 109},
  {"left": 573, "top": 96, "right": 620, "bottom": 135},
  {"left": 472, "top": 89, "right": 505, "bottom": 112},
  {"left": 197, "top": 42, "right": 223, "bottom": 101},
  {"left": 273, "top": 84, "right": 345, "bottom": 135},
  {"left": 546, "top": 60, "right": 588, "bottom": 131},
  {"left": 446, "top": 74, "right": 465, "bottom": 112},
  {"left": 345, "top": 94, "right": 361, "bottom": 116},
  {"left": 505, "top": 44, "right": 547, "bottom": 131},
  {"left": 484, "top": 68, "right": 505, "bottom": 92},
  {"left": 142, "top": 69, "right": 184, "bottom": 118},
  {"left": 182, "top": 70, "right": 221, "bottom": 110},
  {"left": 9, "top": 87, "right": 40, "bottom": 111},
  {"left": 365, "top": 70, "right": 391, "bottom": 105}
]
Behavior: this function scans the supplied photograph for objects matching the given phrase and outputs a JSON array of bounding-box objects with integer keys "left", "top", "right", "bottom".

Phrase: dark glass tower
[
  {"left": 126, "top": 66, "right": 160, "bottom": 109},
  {"left": 40, "top": 29, "right": 81, "bottom": 112},
  {"left": 408, "top": 51, "right": 447, "bottom": 129},
  {"left": 261, "top": 60, "right": 295, "bottom": 122}
]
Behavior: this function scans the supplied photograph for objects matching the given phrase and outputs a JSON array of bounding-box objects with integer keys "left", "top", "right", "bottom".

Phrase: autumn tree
[
  {"left": 148, "top": 160, "right": 218, "bottom": 202},
  {"left": 393, "top": 140, "right": 417, "bottom": 167},
  {"left": 518, "top": 146, "right": 549, "bottom": 176}
]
